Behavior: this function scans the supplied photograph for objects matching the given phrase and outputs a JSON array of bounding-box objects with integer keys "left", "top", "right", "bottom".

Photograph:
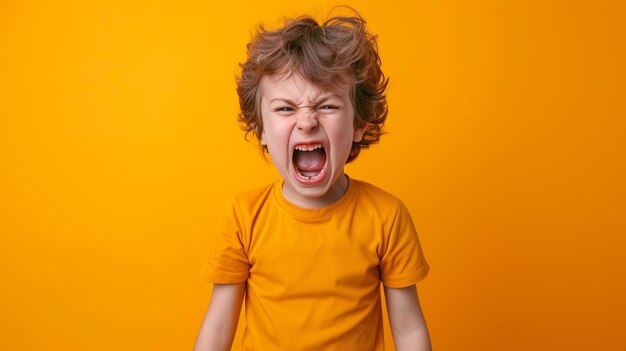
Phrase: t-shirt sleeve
[
  {"left": 380, "top": 201, "right": 430, "bottom": 288},
  {"left": 201, "top": 198, "right": 250, "bottom": 284}
]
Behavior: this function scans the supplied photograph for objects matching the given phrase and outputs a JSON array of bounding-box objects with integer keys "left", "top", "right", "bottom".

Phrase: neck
[{"left": 282, "top": 174, "right": 349, "bottom": 209}]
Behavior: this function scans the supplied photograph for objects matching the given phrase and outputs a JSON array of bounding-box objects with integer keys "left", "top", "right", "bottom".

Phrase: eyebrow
[
  {"left": 269, "top": 94, "right": 344, "bottom": 105},
  {"left": 269, "top": 98, "right": 298, "bottom": 105}
]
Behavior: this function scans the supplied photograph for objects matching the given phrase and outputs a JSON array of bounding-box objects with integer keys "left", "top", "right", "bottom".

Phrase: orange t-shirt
[{"left": 203, "top": 177, "right": 429, "bottom": 350}]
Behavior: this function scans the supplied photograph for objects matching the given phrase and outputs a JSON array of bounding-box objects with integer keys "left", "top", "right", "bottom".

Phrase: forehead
[{"left": 259, "top": 74, "right": 350, "bottom": 103}]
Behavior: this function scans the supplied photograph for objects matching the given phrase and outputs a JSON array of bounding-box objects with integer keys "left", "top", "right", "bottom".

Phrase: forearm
[
  {"left": 384, "top": 285, "right": 432, "bottom": 351},
  {"left": 193, "top": 319, "right": 235, "bottom": 351},
  {"left": 392, "top": 323, "right": 432, "bottom": 351},
  {"left": 193, "top": 283, "right": 245, "bottom": 351}
]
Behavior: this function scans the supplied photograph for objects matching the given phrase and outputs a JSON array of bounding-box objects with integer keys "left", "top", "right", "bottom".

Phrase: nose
[{"left": 296, "top": 109, "right": 318, "bottom": 133}]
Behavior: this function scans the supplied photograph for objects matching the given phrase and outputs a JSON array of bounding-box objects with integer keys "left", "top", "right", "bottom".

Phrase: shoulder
[
  {"left": 216, "top": 182, "right": 278, "bottom": 238},
  {"left": 233, "top": 182, "right": 276, "bottom": 204},
  {"left": 352, "top": 178, "right": 404, "bottom": 208},
  {"left": 225, "top": 181, "right": 278, "bottom": 219},
  {"left": 350, "top": 178, "right": 411, "bottom": 223}
]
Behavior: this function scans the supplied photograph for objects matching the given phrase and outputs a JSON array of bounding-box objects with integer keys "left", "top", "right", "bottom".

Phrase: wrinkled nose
[{"left": 296, "top": 111, "right": 318, "bottom": 133}]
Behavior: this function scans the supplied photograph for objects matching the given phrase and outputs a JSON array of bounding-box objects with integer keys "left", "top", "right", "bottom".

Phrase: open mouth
[{"left": 292, "top": 143, "right": 327, "bottom": 181}]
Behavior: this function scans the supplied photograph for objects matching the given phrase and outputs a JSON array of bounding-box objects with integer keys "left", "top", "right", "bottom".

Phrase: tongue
[{"left": 294, "top": 148, "right": 326, "bottom": 173}]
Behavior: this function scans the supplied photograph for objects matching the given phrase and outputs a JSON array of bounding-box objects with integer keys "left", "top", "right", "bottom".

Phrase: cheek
[
  {"left": 329, "top": 130, "right": 355, "bottom": 156},
  {"left": 259, "top": 117, "right": 280, "bottom": 146},
  {"left": 263, "top": 122, "right": 292, "bottom": 151}
]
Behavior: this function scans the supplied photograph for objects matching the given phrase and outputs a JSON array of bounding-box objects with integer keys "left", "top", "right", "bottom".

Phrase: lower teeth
[{"left": 297, "top": 169, "right": 320, "bottom": 180}]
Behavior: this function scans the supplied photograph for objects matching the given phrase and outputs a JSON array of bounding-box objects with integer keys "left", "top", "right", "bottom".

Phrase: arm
[
  {"left": 193, "top": 282, "right": 246, "bottom": 351},
  {"left": 384, "top": 285, "right": 432, "bottom": 351}
]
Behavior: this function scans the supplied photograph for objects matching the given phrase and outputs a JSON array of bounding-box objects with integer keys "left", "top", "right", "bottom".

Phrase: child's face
[{"left": 259, "top": 74, "right": 365, "bottom": 208}]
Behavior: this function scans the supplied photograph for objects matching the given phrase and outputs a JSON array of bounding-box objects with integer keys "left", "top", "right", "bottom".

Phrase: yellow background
[{"left": 1, "top": 0, "right": 624, "bottom": 350}]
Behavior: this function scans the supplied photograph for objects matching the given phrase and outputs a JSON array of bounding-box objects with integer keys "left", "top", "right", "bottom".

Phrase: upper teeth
[{"left": 294, "top": 144, "right": 323, "bottom": 151}]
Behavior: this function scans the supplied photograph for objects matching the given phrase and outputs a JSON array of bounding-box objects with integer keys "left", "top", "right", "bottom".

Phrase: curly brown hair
[{"left": 236, "top": 10, "right": 388, "bottom": 163}]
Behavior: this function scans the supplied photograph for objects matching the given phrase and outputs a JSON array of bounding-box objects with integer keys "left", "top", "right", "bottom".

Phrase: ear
[
  {"left": 251, "top": 121, "right": 266, "bottom": 146},
  {"left": 352, "top": 123, "right": 368, "bottom": 143}
]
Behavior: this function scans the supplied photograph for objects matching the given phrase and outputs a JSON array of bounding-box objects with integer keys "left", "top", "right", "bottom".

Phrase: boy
[{"left": 194, "top": 11, "right": 431, "bottom": 351}]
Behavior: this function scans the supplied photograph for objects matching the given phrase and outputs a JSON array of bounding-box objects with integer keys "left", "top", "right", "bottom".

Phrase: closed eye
[{"left": 273, "top": 106, "right": 296, "bottom": 113}]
